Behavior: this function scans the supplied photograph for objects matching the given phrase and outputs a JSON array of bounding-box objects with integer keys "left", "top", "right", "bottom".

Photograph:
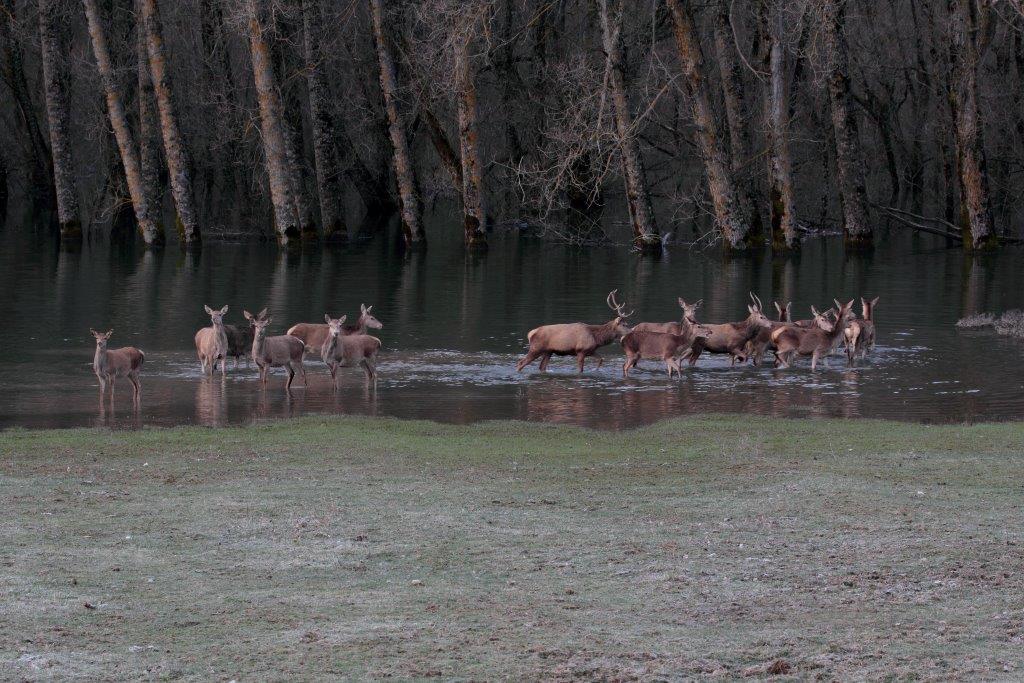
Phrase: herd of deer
[
  {"left": 516, "top": 290, "right": 879, "bottom": 377},
  {"left": 89, "top": 290, "right": 880, "bottom": 404},
  {"left": 89, "top": 304, "right": 384, "bottom": 402}
]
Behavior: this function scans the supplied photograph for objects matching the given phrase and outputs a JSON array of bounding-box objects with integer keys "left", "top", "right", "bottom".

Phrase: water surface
[{"left": 1, "top": 228, "right": 1022, "bottom": 429}]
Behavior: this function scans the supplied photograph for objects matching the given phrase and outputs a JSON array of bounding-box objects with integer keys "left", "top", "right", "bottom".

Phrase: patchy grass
[{"left": 2, "top": 416, "right": 1023, "bottom": 680}]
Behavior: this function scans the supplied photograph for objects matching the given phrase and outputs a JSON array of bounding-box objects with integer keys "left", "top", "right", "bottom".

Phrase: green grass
[{"left": 2, "top": 416, "right": 1023, "bottom": 680}]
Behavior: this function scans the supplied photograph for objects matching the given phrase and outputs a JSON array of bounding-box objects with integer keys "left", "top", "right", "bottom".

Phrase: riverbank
[{"left": 2, "top": 416, "right": 1023, "bottom": 679}]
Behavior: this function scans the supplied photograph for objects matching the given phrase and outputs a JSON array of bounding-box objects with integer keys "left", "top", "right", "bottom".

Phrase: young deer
[
  {"left": 195, "top": 304, "right": 229, "bottom": 376},
  {"left": 247, "top": 312, "right": 307, "bottom": 390},
  {"left": 224, "top": 307, "right": 266, "bottom": 368},
  {"left": 287, "top": 304, "right": 383, "bottom": 356},
  {"left": 621, "top": 327, "right": 710, "bottom": 378},
  {"left": 772, "top": 300, "right": 854, "bottom": 369},
  {"left": 632, "top": 297, "right": 703, "bottom": 335},
  {"left": 91, "top": 329, "right": 145, "bottom": 403},
  {"left": 322, "top": 315, "right": 382, "bottom": 383},
  {"left": 845, "top": 296, "right": 879, "bottom": 363},
  {"left": 686, "top": 293, "right": 773, "bottom": 367},
  {"left": 516, "top": 290, "right": 633, "bottom": 373}
]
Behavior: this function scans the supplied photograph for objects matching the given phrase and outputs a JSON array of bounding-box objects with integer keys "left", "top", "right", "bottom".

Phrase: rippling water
[{"left": 1, "top": 226, "right": 1022, "bottom": 429}]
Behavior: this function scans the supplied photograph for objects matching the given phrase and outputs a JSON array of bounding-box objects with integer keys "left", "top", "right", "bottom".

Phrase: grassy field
[{"left": 2, "top": 416, "right": 1023, "bottom": 681}]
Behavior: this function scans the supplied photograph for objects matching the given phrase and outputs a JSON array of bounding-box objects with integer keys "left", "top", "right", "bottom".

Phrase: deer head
[
  {"left": 243, "top": 308, "right": 268, "bottom": 327},
  {"left": 678, "top": 297, "right": 703, "bottom": 326},
  {"left": 90, "top": 329, "right": 113, "bottom": 350},
  {"left": 324, "top": 314, "right": 349, "bottom": 338},
  {"left": 810, "top": 306, "right": 834, "bottom": 332},
  {"left": 252, "top": 316, "right": 273, "bottom": 342},
  {"left": 360, "top": 304, "right": 383, "bottom": 330},
  {"left": 607, "top": 289, "right": 634, "bottom": 337},
  {"left": 204, "top": 304, "right": 229, "bottom": 326},
  {"left": 747, "top": 293, "right": 772, "bottom": 329},
  {"left": 861, "top": 296, "right": 879, "bottom": 321},
  {"left": 774, "top": 301, "right": 792, "bottom": 322}
]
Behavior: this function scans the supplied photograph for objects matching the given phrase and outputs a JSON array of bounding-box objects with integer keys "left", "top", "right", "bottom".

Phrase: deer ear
[
  {"left": 106, "top": 330, "right": 113, "bottom": 338},
  {"left": 204, "top": 305, "right": 213, "bottom": 315},
  {"left": 693, "top": 299, "right": 703, "bottom": 309},
  {"left": 220, "top": 305, "right": 229, "bottom": 315},
  {"left": 366, "top": 305, "right": 373, "bottom": 313},
  {"left": 339, "top": 315, "right": 347, "bottom": 324},
  {"left": 747, "top": 304, "right": 755, "bottom": 314},
  {"left": 258, "top": 308, "right": 268, "bottom": 319},
  {"left": 90, "top": 328, "right": 98, "bottom": 337},
  {"left": 871, "top": 297, "right": 879, "bottom": 307},
  {"left": 325, "top": 314, "right": 332, "bottom": 323},
  {"left": 361, "top": 303, "right": 367, "bottom": 313},
  {"left": 243, "top": 310, "right": 253, "bottom": 321},
  {"left": 678, "top": 297, "right": 686, "bottom": 308}
]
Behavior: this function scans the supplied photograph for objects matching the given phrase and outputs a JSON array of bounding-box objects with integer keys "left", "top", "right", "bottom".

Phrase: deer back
[
  {"left": 98, "top": 347, "right": 144, "bottom": 376},
  {"left": 195, "top": 325, "right": 228, "bottom": 358},
  {"left": 256, "top": 335, "right": 305, "bottom": 365},
  {"left": 632, "top": 321, "right": 682, "bottom": 335},
  {"left": 287, "top": 323, "right": 331, "bottom": 350},
  {"left": 323, "top": 333, "right": 382, "bottom": 364},
  {"left": 622, "top": 330, "right": 687, "bottom": 358},
  {"left": 527, "top": 323, "right": 600, "bottom": 353}
]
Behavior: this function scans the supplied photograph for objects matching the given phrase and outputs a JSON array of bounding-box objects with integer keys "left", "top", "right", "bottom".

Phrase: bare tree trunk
[
  {"left": 666, "top": 0, "right": 753, "bottom": 249},
  {"left": 301, "top": 0, "right": 346, "bottom": 242},
  {"left": 139, "top": 0, "right": 201, "bottom": 245},
  {"left": 948, "top": 0, "right": 997, "bottom": 250},
  {"left": 423, "top": 107, "right": 463, "bottom": 189},
  {"left": 761, "top": 2, "right": 798, "bottom": 250},
  {"left": 597, "top": 0, "right": 660, "bottom": 252},
  {"left": 711, "top": 0, "right": 763, "bottom": 240},
  {"left": 37, "top": 0, "right": 80, "bottom": 240},
  {"left": 370, "top": 0, "right": 425, "bottom": 249},
  {"left": 455, "top": 38, "right": 487, "bottom": 249},
  {"left": 136, "top": 22, "right": 162, "bottom": 221},
  {"left": 822, "top": 0, "right": 871, "bottom": 247},
  {"left": 246, "top": 0, "right": 300, "bottom": 244},
  {"left": 82, "top": 0, "right": 164, "bottom": 245},
  {"left": 1, "top": 0, "right": 54, "bottom": 212}
]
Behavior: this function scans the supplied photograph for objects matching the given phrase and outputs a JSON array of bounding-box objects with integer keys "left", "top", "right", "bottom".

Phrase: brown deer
[
  {"left": 621, "top": 327, "right": 711, "bottom": 378},
  {"left": 247, "top": 312, "right": 307, "bottom": 390},
  {"left": 845, "top": 297, "right": 879, "bottom": 363},
  {"left": 747, "top": 299, "right": 792, "bottom": 366},
  {"left": 322, "top": 315, "right": 382, "bottom": 383},
  {"left": 287, "top": 304, "right": 383, "bottom": 356},
  {"left": 224, "top": 307, "right": 266, "bottom": 368},
  {"left": 772, "top": 300, "right": 855, "bottom": 369},
  {"left": 516, "top": 290, "right": 633, "bottom": 373},
  {"left": 195, "top": 304, "right": 229, "bottom": 376},
  {"left": 91, "top": 329, "right": 144, "bottom": 403},
  {"left": 632, "top": 297, "right": 703, "bottom": 335},
  {"left": 686, "top": 293, "right": 773, "bottom": 367}
]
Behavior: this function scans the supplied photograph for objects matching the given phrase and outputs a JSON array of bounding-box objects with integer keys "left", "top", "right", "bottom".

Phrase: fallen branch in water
[{"left": 880, "top": 205, "right": 1024, "bottom": 245}]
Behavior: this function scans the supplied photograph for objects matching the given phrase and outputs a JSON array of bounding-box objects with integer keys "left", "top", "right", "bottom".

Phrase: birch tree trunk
[
  {"left": 301, "top": 0, "right": 346, "bottom": 242},
  {"left": 246, "top": 0, "right": 300, "bottom": 244},
  {"left": 711, "top": 0, "right": 763, "bottom": 239},
  {"left": 455, "top": 38, "right": 487, "bottom": 249},
  {"left": 666, "top": 0, "right": 753, "bottom": 249},
  {"left": 761, "top": 1, "right": 798, "bottom": 250},
  {"left": 597, "top": 0, "right": 660, "bottom": 252},
  {"left": 948, "top": 0, "right": 997, "bottom": 250},
  {"left": 82, "top": 0, "right": 164, "bottom": 245},
  {"left": 821, "top": 0, "right": 872, "bottom": 247},
  {"left": 370, "top": 0, "right": 426, "bottom": 249},
  {"left": 38, "top": 0, "right": 80, "bottom": 240},
  {"left": 139, "top": 0, "right": 201, "bottom": 245},
  {"left": 137, "top": 24, "right": 162, "bottom": 219}
]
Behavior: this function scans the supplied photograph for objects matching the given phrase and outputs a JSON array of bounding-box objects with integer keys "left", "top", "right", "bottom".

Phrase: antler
[
  {"left": 607, "top": 289, "right": 634, "bottom": 318},
  {"left": 749, "top": 292, "right": 763, "bottom": 311}
]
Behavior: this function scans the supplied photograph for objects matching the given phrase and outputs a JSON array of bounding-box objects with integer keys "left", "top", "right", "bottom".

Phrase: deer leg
[
  {"left": 516, "top": 350, "right": 541, "bottom": 372},
  {"left": 285, "top": 366, "right": 294, "bottom": 391},
  {"left": 811, "top": 351, "right": 819, "bottom": 371},
  {"left": 575, "top": 352, "right": 588, "bottom": 373},
  {"left": 299, "top": 358, "right": 307, "bottom": 386},
  {"left": 362, "top": 359, "right": 376, "bottom": 381},
  {"left": 538, "top": 352, "right": 552, "bottom": 372},
  {"left": 129, "top": 374, "right": 140, "bottom": 402},
  {"left": 593, "top": 353, "right": 604, "bottom": 369},
  {"left": 687, "top": 343, "right": 703, "bottom": 367}
]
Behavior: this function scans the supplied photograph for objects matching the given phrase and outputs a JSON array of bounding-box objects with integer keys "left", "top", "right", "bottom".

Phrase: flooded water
[{"left": 1, "top": 225, "right": 1023, "bottom": 429}]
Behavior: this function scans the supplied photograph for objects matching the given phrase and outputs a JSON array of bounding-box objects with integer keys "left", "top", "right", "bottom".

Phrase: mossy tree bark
[
  {"left": 761, "top": 0, "right": 798, "bottom": 250},
  {"left": 455, "top": 38, "right": 487, "bottom": 249},
  {"left": 37, "top": 0, "right": 80, "bottom": 241},
  {"left": 82, "top": 0, "right": 165, "bottom": 245}
]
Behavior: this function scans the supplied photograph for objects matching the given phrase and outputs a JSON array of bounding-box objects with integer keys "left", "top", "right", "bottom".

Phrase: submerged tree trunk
[
  {"left": 38, "top": 0, "right": 80, "bottom": 240},
  {"left": 948, "top": 0, "right": 996, "bottom": 250},
  {"left": 597, "top": 0, "right": 660, "bottom": 252},
  {"left": 139, "top": 0, "right": 200, "bottom": 245},
  {"left": 246, "top": 0, "right": 300, "bottom": 244},
  {"left": 370, "top": 0, "right": 425, "bottom": 249},
  {"left": 301, "top": 0, "right": 346, "bottom": 242},
  {"left": 666, "top": 0, "right": 753, "bottom": 249},
  {"left": 455, "top": 38, "right": 487, "bottom": 249},
  {"left": 711, "top": 0, "right": 763, "bottom": 240},
  {"left": 82, "top": 0, "right": 164, "bottom": 245},
  {"left": 822, "top": 0, "right": 871, "bottom": 247},
  {"left": 136, "top": 25, "right": 162, "bottom": 216},
  {"left": 423, "top": 107, "right": 463, "bottom": 189},
  {"left": 761, "top": 2, "right": 798, "bottom": 250}
]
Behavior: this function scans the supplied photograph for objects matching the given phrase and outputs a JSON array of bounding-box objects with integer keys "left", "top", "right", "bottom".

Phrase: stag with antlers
[
  {"left": 686, "top": 293, "right": 773, "bottom": 367},
  {"left": 516, "top": 290, "right": 633, "bottom": 373}
]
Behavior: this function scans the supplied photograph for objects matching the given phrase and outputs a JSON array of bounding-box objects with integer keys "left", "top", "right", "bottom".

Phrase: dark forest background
[{"left": 1, "top": 0, "right": 1022, "bottom": 253}]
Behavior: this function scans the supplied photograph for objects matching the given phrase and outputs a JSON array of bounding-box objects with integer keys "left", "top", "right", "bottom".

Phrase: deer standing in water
[
  {"left": 633, "top": 298, "right": 703, "bottom": 335},
  {"left": 224, "top": 307, "right": 266, "bottom": 368},
  {"left": 747, "top": 300, "right": 791, "bottom": 366},
  {"left": 621, "top": 328, "right": 710, "bottom": 378},
  {"left": 845, "top": 297, "right": 879, "bottom": 363},
  {"left": 247, "top": 312, "right": 307, "bottom": 390},
  {"left": 772, "top": 300, "right": 855, "bottom": 369},
  {"left": 322, "top": 315, "right": 382, "bottom": 383},
  {"left": 516, "top": 290, "right": 633, "bottom": 373},
  {"left": 195, "top": 305, "right": 229, "bottom": 376},
  {"left": 686, "top": 293, "right": 773, "bottom": 367},
  {"left": 287, "top": 304, "right": 383, "bottom": 356},
  {"left": 91, "top": 329, "right": 145, "bottom": 404}
]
